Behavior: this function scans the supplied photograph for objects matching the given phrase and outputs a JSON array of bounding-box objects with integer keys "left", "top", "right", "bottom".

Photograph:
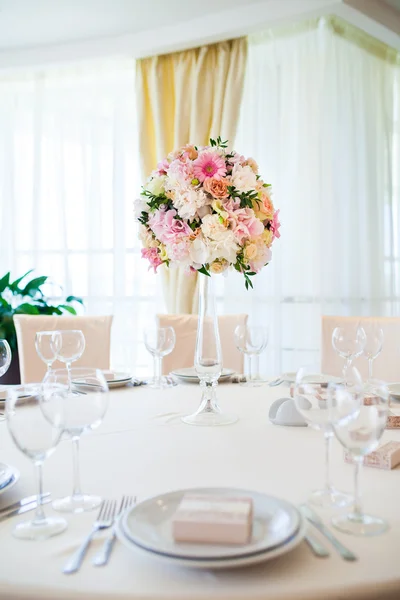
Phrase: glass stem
[
  {"left": 368, "top": 358, "right": 373, "bottom": 381},
  {"left": 353, "top": 458, "right": 363, "bottom": 519},
  {"left": 72, "top": 436, "right": 83, "bottom": 499},
  {"left": 253, "top": 355, "right": 259, "bottom": 381},
  {"left": 342, "top": 358, "right": 352, "bottom": 380},
  {"left": 324, "top": 432, "right": 333, "bottom": 492},
  {"left": 46, "top": 362, "right": 52, "bottom": 373},
  {"left": 154, "top": 355, "right": 162, "bottom": 386},
  {"left": 33, "top": 462, "right": 46, "bottom": 523}
]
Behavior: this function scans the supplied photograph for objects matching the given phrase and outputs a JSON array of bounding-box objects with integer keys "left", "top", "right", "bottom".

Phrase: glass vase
[{"left": 181, "top": 274, "right": 238, "bottom": 426}]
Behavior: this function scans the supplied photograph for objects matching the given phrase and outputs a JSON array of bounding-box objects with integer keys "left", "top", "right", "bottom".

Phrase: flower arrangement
[{"left": 136, "top": 137, "right": 280, "bottom": 289}]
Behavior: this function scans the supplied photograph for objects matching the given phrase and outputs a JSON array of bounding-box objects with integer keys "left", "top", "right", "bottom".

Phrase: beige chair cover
[
  {"left": 321, "top": 315, "right": 400, "bottom": 382},
  {"left": 157, "top": 314, "right": 248, "bottom": 374},
  {"left": 14, "top": 315, "right": 113, "bottom": 383}
]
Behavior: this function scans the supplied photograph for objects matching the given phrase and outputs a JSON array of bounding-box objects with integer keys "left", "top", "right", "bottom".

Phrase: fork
[
  {"left": 63, "top": 499, "right": 117, "bottom": 574},
  {"left": 92, "top": 495, "right": 136, "bottom": 567}
]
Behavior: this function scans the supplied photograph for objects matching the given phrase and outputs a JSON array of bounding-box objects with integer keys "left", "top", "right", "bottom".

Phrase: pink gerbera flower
[{"left": 193, "top": 151, "right": 227, "bottom": 182}]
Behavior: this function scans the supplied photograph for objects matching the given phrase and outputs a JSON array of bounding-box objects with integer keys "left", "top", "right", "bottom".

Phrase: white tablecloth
[{"left": 0, "top": 383, "right": 399, "bottom": 600}]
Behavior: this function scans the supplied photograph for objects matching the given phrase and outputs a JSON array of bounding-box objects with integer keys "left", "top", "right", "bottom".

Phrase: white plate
[
  {"left": 116, "top": 513, "right": 305, "bottom": 569},
  {"left": 0, "top": 463, "right": 14, "bottom": 490},
  {"left": 0, "top": 466, "right": 20, "bottom": 496},
  {"left": 171, "top": 368, "right": 235, "bottom": 383},
  {"left": 280, "top": 372, "right": 342, "bottom": 385},
  {"left": 119, "top": 487, "right": 301, "bottom": 560},
  {"left": 388, "top": 383, "right": 400, "bottom": 399}
]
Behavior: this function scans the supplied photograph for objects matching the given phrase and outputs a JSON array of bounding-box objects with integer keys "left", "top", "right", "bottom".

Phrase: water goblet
[
  {"left": 293, "top": 364, "right": 359, "bottom": 508},
  {"left": 361, "top": 322, "right": 384, "bottom": 390},
  {"left": 144, "top": 326, "right": 176, "bottom": 388},
  {"left": 51, "top": 330, "right": 85, "bottom": 371},
  {"left": 6, "top": 384, "right": 67, "bottom": 540},
  {"left": 43, "top": 367, "right": 109, "bottom": 513},
  {"left": 35, "top": 331, "right": 60, "bottom": 374},
  {"left": 327, "top": 379, "right": 389, "bottom": 536},
  {"left": 234, "top": 325, "right": 269, "bottom": 386},
  {"left": 332, "top": 326, "right": 366, "bottom": 380}
]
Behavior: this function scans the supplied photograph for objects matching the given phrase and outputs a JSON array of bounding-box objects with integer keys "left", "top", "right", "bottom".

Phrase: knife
[
  {"left": 0, "top": 493, "right": 51, "bottom": 517},
  {"left": 300, "top": 504, "right": 357, "bottom": 561},
  {"left": 0, "top": 497, "right": 52, "bottom": 523}
]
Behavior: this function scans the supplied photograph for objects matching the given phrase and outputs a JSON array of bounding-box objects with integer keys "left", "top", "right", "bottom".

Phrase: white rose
[
  {"left": 208, "top": 230, "right": 240, "bottom": 265},
  {"left": 231, "top": 164, "right": 257, "bottom": 193},
  {"left": 189, "top": 236, "right": 209, "bottom": 266},
  {"left": 146, "top": 175, "right": 166, "bottom": 196},
  {"left": 201, "top": 214, "right": 227, "bottom": 241}
]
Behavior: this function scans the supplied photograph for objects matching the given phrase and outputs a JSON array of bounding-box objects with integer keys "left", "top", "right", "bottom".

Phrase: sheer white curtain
[
  {"left": 0, "top": 60, "right": 165, "bottom": 375},
  {"left": 220, "top": 20, "right": 400, "bottom": 376}
]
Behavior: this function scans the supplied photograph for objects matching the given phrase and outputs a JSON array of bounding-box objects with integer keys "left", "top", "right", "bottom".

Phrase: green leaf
[
  {"left": 66, "top": 296, "right": 84, "bottom": 305},
  {"left": 58, "top": 305, "right": 77, "bottom": 315},
  {"left": 0, "top": 272, "right": 10, "bottom": 293},
  {"left": 198, "top": 265, "right": 211, "bottom": 277},
  {"left": 14, "top": 303, "right": 40, "bottom": 315},
  {"left": 9, "top": 269, "right": 34, "bottom": 293},
  {"left": 20, "top": 276, "right": 48, "bottom": 297}
]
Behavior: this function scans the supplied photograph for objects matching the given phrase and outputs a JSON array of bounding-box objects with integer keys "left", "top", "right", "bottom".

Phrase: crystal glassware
[
  {"left": 361, "top": 322, "right": 384, "bottom": 390},
  {"left": 0, "top": 339, "right": 12, "bottom": 422},
  {"left": 35, "top": 331, "right": 60, "bottom": 373},
  {"left": 51, "top": 330, "right": 86, "bottom": 371},
  {"left": 327, "top": 378, "right": 389, "bottom": 536},
  {"left": 234, "top": 325, "right": 269, "bottom": 386},
  {"left": 332, "top": 326, "right": 366, "bottom": 380},
  {"left": 293, "top": 365, "right": 357, "bottom": 508},
  {"left": 144, "top": 326, "right": 177, "bottom": 388},
  {"left": 6, "top": 384, "right": 67, "bottom": 540},
  {"left": 182, "top": 274, "right": 237, "bottom": 426},
  {"left": 42, "top": 368, "right": 109, "bottom": 513}
]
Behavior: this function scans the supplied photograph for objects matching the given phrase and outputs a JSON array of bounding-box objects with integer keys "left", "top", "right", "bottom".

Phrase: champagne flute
[
  {"left": 294, "top": 364, "right": 357, "bottom": 508},
  {"left": 144, "top": 326, "right": 176, "bottom": 388},
  {"left": 35, "top": 331, "right": 60, "bottom": 373},
  {"left": 6, "top": 384, "right": 67, "bottom": 540},
  {"left": 332, "top": 326, "right": 366, "bottom": 380},
  {"left": 362, "top": 322, "right": 384, "bottom": 390},
  {"left": 327, "top": 379, "right": 389, "bottom": 536},
  {"left": 234, "top": 325, "right": 269, "bottom": 386},
  {"left": 43, "top": 368, "right": 109, "bottom": 513}
]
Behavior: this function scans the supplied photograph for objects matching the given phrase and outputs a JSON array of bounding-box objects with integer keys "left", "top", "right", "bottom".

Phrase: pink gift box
[
  {"left": 172, "top": 494, "right": 253, "bottom": 545},
  {"left": 344, "top": 441, "right": 400, "bottom": 470}
]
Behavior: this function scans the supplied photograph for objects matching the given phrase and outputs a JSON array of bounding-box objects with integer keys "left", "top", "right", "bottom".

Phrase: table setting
[{"left": 0, "top": 138, "right": 399, "bottom": 600}]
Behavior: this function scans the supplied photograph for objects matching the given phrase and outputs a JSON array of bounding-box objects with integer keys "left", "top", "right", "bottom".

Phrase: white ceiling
[{"left": 0, "top": 0, "right": 259, "bottom": 51}]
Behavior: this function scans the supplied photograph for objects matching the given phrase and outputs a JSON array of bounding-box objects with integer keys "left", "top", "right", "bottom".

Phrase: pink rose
[
  {"left": 223, "top": 201, "right": 264, "bottom": 244},
  {"left": 141, "top": 247, "right": 162, "bottom": 272},
  {"left": 148, "top": 208, "right": 192, "bottom": 245},
  {"left": 270, "top": 209, "right": 281, "bottom": 240}
]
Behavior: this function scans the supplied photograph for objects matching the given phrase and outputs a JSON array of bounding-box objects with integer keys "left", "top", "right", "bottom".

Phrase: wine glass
[
  {"left": 6, "top": 384, "right": 67, "bottom": 540},
  {"left": 42, "top": 368, "right": 109, "bottom": 513},
  {"left": 362, "top": 322, "right": 384, "bottom": 390},
  {"left": 144, "top": 326, "right": 176, "bottom": 388},
  {"left": 332, "top": 326, "right": 366, "bottom": 380},
  {"left": 35, "top": 331, "right": 60, "bottom": 373},
  {"left": 327, "top": 379, "right": 389, "bottom": 536},
  {"left": 0, "top": 339, "right": 11, "bottom": 377},
  {"left": 234, "top": 325, "right": 269, "bottom": 386},
  {"left": 51, "top": 330, "right": 85, "bottom": 371},
  {"left": 293, "top": 364, "right": 359, "bottom": 508},
  {"left": 0, "top": 339, "right": 12, "bottom": 422}
]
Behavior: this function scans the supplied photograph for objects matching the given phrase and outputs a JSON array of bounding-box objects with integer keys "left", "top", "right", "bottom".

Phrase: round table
[{"left": 0, "top": 382, "right": 399, "bottom": 600}]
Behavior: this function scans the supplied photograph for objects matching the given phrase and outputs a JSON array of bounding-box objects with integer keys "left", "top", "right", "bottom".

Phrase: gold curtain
[{"left": 136, "top": 37, "right": 248, "bottom": 313}]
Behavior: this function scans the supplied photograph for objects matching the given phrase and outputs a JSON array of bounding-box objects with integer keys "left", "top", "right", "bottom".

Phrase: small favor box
[
  {"left": 172, "top": 494, "right": 253, "bottom": 545},
  {"left": 386, "top": 415, "right": 400, "bottom": 429},
  {"left": 344, "top": 441, "right": 400, "bottom": 470}
]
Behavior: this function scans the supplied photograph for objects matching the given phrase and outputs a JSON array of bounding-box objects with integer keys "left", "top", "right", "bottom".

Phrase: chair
[
  {"left": 157, "top": 314, "right": 248, "bottom": 375},
  {"left": 14, "top": 315, "right": 113, "bottom": 383},
  {"left": 321, "top": 315, "right": 400, "bottom": 382}
]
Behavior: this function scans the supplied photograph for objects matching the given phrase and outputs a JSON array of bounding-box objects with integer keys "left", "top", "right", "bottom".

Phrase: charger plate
[{"left": 119, "top": 487, "right": 301, "bottom": 561}]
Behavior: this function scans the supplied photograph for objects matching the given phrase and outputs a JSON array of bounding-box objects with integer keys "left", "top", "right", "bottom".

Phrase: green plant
[{"left": 0, "top": 270, "right": 83, "bottom": 352}]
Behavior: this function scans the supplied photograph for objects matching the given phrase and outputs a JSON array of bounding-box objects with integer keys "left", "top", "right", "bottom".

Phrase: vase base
[{"left": 181, "top": 410, "right": 238, "bottom": 427}]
